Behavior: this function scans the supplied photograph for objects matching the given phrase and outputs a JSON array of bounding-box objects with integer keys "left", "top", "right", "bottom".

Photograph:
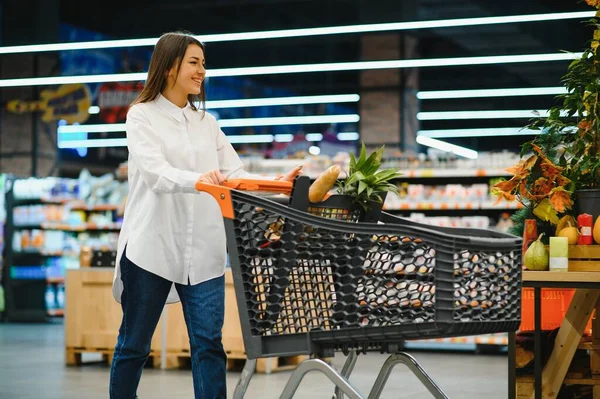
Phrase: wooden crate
[
  {"left": 163, "top": 349, "right": 308, "bottom": 374},
  {"left": 65, "top": 268, "right": 319, "bottom": 373},
  {"left": 515, "top": 303, "right": 600, "bottom": 398},
  {"left": 159, "top": 270, "right": 244, "bottom": 355},
  {"left": 65, "top": 268, "right": 163, "bottom": 366},
  {"left": 160, "top": 269, "right": 327, "bottom": 373},
  {"left": 516, "top": 375, "right": 599, "bottom": 399},
  {"left": 568, "top": 245, "right": 600, "bottom": 272}
]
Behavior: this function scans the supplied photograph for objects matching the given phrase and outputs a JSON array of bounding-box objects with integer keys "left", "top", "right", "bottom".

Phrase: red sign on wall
[{"left": 98, "top": 82, "right": 143, "bottom": 123}]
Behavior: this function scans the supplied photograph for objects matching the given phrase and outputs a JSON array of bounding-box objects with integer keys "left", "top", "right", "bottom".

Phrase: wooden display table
[
  {"left": 509, "top": 271, "right": 600, "bottom": 399},
  {"left": 64, "top": 267, "right": 161, "bottom": 366},
  {"left": 64, "top": 267, "right": 305, "bottom": 373}
]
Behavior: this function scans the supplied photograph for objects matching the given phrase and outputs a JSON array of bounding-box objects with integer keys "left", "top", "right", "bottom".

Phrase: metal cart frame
[{"left": 197, "top": 177, "right": 522, "bottom": 399}]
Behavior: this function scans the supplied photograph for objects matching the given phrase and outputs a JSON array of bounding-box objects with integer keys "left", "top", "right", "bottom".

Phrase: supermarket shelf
[
  {"left": 12, "top": 222, "right": 123, "bottom": 231},
  {"left": 70, "top": 204, "right": 120, "bottom": 212},
  {"left": 47, "top": 308, "right": 64, "bottom": 317},
  {"left": 13, "top": 197, "right": 73, "bottom": 206},
  {"left": 401, "top": 169, "right": 511, "bottom": 178},
  {"left": 13, "top": 250, "right": 74, "bottom": 257},
  {"left": 474, "top": 333, "right": 509, "bottom": 346},
  {"left": 384, "top": 201, "right": 523, "bottom": 211},
  {"left": 404, "top": 333, "right": 508, "bottom": 351},
  {"left": 41, "top": 222, "right": 122, "bottom": 231},
  {"left": 85, "top": 222, "right": 122, "bottom": 231}
]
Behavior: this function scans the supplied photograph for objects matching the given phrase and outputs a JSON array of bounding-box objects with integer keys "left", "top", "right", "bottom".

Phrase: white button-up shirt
[{"left": 113, "top": 94, "right": 258, "bottom": 304}]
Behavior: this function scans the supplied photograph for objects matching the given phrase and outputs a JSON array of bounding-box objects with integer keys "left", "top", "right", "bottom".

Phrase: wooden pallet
[
  {"left": 65, "top": 347, "right": 161, "bottom": 368},
  {"left": 160, "top": 349, "right": 308, "bottom": 374},
  {"left": 568, "top": 245, "right": 600, "bottom": 272},
  {"left": 515, "top": 302, "right": 600, "bottom": 398},
  {"left": 516, "top": 375, "right": 600, "bottom": 399}
]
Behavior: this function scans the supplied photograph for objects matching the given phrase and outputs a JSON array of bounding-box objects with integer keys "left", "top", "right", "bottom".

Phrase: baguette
[{"left": 308, "top": 165, "right": 341, "bottom": 202}]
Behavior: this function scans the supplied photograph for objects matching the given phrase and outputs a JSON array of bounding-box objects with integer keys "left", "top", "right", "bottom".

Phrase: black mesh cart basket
[{"left": 196, "top": 177, "right": 522, "bottom": 399}]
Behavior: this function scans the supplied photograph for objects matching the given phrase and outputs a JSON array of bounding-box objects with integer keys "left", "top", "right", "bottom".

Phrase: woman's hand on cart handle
[
  {"left": 275, "top": 165, "right": 304, "bottom": 182},
  {"left": 197, "top": 169, "right": 226, "bottom": 185}
]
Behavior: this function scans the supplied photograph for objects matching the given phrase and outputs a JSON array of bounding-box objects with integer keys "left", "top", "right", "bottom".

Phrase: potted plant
[
  {"left": 491, "top": 136, "right": 573, "bottom": 239},
  {"left": 526, "top": 0, "right": 600, "bottom": 218},
  {"left": 493, "top": 0, "right": 600, "bottom": 235},
  {"left": 335, "top": 142, "right": 402, "bottom": 221}
]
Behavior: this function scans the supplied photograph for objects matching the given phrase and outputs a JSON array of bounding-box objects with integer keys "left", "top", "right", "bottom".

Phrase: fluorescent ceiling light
[
  {"left": 58, "top": 124, "right": 126, "bottom": 133},
  {"left": 0, "top": 11, "right": 593, "bottom": 54},
  {"left": 82, "top": 95, "right": 358, "bottom": 116},
  {"left": 0, "top": 52, "right": 582, "bottom": 88},
  {"left": 57, "top": 114, "right": 359, "bottom": 135},
  {"left": 227, "top": 134, "right": 274, "bottom": 144},
  {"left": 0, "top": 72, "right": 146, "bottom": 88},
  {"left": 59, "top": 135, "right": 279, "bottom": 148},
  {"left": 58, "top": 129, "right": 359, "bottom": 148},
  {"left": 305, "top": 133, "right": 324, "bottom": 141},
  {"left": 416, "top": 136, "right": 478, "bottom": 159},
  {"left": 417, "top": 109, "right": 574, "bottom": 120},
  {"left": 417, "top": 86, "right": 568, "bottom": 100},
  {"left": 274, "top": 134, "right": 294, "bottom": 142},
  {"left": 216, "top": 114, "right": 359, "bottom": 128},
  {"left": 206, "top": 94, "right": 359, "bottom": 108},
  {"left": 58, "top": 138, "right": 127, "bottom": 149},
  {"left": 337, "top": 132, "right": 360, "bottom": 141},
  {"left": 58, "top": 132, "right": 328, "bottom": 148},
  {"left": 417, "top": 127, "right": 540, "bottom": 138},
  {"left": 308, "top": 146, "right": 321, "bottom": 155}
]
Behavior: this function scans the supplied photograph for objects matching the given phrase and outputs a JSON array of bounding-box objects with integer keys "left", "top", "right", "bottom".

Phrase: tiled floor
[{"left": 0, "top": 321, "right": 509, "bottom": 398}]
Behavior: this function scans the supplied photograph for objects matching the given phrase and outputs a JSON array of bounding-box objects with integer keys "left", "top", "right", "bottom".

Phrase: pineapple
[{"left": 336, "top": 142, "right": 401, "bottom": 210}]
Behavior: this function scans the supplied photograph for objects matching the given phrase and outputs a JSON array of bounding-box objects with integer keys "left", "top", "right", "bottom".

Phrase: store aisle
[{"left": 0, "top": 321, "right": 508, "bottom": 398}]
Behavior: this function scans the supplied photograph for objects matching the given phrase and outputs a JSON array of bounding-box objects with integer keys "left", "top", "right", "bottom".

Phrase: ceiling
[{"left": 56, "top": 0, "right": 595, "bottom": 154}]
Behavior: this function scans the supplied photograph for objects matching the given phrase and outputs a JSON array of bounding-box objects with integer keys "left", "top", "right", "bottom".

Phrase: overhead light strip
[
  {"left": 416, "top": 136, "right": 478, "bottom": 159},
  {"left": 0, "top": 52, "right": 582, "bottom": 88},
  {"left": 58, "top": 138, "right": 128, "bottom": 149},
  {"left": 58, "top": 132, "right": 359, "bottom": 148},
  {"left": 57, "top": 114, "right": 359, "bottom": 134},
  {"left": 218, "top": 114, "right": 359, "bottom": 127},
  {"left": 0, "top": 11, "right": 593, "bottom": 55},
  {"left": 417, "top": 127, "right": 540, "bottom": 138},
  {"left": 417, "top": 109, "right": 575, "bottom": 120},
  {"left": 84, "top": 94, "right": 359, "bottom": 115},
  {"left": 417, "top": 86, "right": 568, "bottom": 99},
  {"left": 205, "top": 94, "right": 360, "bottom": 108}
]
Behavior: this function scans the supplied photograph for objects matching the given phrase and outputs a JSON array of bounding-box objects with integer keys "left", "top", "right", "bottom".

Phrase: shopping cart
[{"left": 196, "top": 177, "right": 522, "bottom": 399}]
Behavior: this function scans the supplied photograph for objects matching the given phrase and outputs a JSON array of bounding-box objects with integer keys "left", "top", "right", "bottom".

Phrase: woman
[{"left": 109, "top": 31, "right": 302, "bottom": 399}]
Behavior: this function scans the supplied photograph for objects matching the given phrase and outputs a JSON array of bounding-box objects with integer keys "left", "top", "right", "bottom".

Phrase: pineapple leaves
[{"left": 337, "top": 142, "right": 402, "bottom": 208}]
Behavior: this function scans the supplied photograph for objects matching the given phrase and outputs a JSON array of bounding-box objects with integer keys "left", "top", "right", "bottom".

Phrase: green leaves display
[{"left": 336, "top": 142, "right": 402, "bottom": 210}]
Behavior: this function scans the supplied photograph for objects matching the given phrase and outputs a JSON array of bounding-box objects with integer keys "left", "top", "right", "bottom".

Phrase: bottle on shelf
[
  {"left": 56, "top": 284, "right": 65, "bottom": 309},
  {"left": 44, "top": 284, "right": 56, "bottom": 311}
]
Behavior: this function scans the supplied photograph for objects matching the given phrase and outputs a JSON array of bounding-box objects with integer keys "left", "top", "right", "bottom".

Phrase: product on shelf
[{"left": 3, "top": 174, "right": 126, "bottom": 321}]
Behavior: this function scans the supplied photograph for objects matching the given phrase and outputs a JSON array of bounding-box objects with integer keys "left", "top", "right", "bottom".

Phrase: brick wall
[
  {"left": 1, "top": 54, "right": 60, "bottom": 177},
  {"left": 1, "top": 0, "right": 60, "bottom": 178},
  {"left": 359, "top": 33, "right": 420, "bottom": 153}
]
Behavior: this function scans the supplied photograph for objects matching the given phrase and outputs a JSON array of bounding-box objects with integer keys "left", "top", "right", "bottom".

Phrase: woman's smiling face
[{"left": 169, "top": 44, "right": 206, "bottom": 98}]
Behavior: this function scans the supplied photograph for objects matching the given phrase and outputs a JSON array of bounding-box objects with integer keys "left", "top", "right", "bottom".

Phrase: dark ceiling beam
[
  {"left": 416, "top": 0, "right": 583, "bottom": 90},
  {"left": 475, "top": 0, "right": 592, "bottom": 52}
]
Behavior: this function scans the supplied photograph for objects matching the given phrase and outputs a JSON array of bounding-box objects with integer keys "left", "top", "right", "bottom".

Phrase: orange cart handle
[
  {"left": 222, "top": 178, "right": 293, "bottom": 194},
  {"left": 195, "top": 179, "right": 293, "bottom": 219}
]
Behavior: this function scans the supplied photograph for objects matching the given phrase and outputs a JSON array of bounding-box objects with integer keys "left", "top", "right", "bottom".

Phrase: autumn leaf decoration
[
  {"left": 586, "top": 0, "right": 600, "bottom": 10},
  {"left": 491, "top": 144, "right": 573, "bottom": 220}
]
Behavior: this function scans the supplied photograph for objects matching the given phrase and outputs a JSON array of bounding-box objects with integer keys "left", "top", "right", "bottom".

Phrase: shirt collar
[{"left": 155, "top": 94, "right": 191, "bottom": 123}]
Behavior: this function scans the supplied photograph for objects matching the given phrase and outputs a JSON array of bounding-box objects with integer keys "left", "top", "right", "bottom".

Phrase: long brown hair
[{"left": 132, "top": 31, "right": 206, "bottom": 113}]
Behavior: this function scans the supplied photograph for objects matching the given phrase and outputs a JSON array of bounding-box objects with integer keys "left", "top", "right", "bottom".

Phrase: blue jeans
[{"left": 109, "top": 251, "right": 226, "bottom": 399}]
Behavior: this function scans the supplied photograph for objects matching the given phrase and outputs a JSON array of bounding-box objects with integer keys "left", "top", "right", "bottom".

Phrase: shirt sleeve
[
  {"left": 215, "top": 124, "right": 270, "bottom": 180},
  {"left": 126, "top": 106, "right": 200, "bottom": 194}
]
